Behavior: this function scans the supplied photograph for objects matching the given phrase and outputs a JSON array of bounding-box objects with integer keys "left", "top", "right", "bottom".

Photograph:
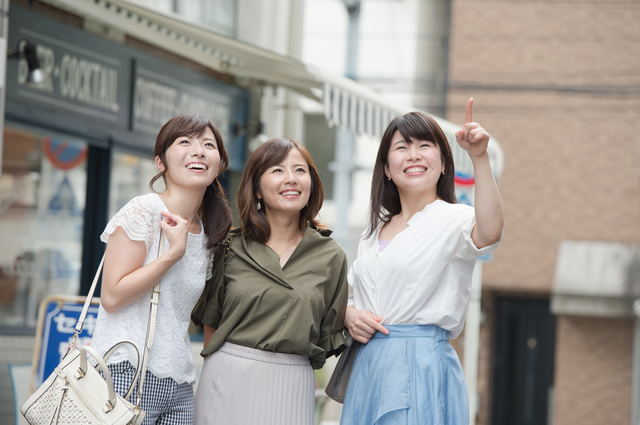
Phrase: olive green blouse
[{"left": 191, "top": 225, "right": 349, "bottom": 370}]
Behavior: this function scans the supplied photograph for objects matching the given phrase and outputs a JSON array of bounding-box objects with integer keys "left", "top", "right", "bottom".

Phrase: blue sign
[{"left": 35, "top": 298, "right": 99, "bottom": 386}]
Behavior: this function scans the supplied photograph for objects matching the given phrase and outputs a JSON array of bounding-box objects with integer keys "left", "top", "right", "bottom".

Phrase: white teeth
[
  {"left": 405, "top": 167, "right": 426, "bottom": 173},
  {"left": 187, "top": 163, "right": 207, "bottom": 170},
  {"left": 281, "top": 191, "right": 300, "bottom": 196}
]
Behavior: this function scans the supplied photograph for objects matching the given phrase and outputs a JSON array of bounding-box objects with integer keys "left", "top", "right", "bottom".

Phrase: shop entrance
[{"left": 492, "top": 297, "right": 556, "bottom": 425}]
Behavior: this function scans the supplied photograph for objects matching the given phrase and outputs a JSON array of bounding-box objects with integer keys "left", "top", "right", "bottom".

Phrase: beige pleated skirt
[{"left": 194, "top": 341, "right": 315, "bottom": 425}]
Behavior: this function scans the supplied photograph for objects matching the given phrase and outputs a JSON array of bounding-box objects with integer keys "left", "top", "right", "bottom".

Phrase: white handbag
[{"left": 20, "top": 232, "right": 166, "bottom": 425}]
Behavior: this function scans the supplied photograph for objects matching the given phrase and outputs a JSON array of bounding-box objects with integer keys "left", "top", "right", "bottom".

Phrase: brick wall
[
  {"left": 447, "top": 0, "right": 640, "bottom": 424},
  {"left": 553, "top": 316, "right": 633, "bottom": 425}
]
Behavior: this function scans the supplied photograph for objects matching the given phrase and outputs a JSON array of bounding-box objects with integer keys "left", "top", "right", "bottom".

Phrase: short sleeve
[
  {"left": 100, "top": 195, "right": 160, "bottom": 251},
  {"left": 454, "top": 207, "right": 502, "bottom": 261},
  {"left": 205, "top": 253, "right": 214, "bottom": 281},
  {"left": 313, "top": 251, "right": 349, "bottom": 368},
  {"left": 192, "top": 243, "right": 226, "bottom": 330}
]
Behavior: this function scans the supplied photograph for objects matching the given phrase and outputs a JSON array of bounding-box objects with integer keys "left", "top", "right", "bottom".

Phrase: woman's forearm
[{"left": 470, "top": 152, "right": 504, "bottom": 248}]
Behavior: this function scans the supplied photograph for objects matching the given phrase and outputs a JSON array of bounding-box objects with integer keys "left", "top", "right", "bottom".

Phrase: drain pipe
[
  {"left": 632, "top": 299, "right": 640, "bottom": 425},
  {"left": 464, "top": 261, "right": 482, "bottom": 425}
]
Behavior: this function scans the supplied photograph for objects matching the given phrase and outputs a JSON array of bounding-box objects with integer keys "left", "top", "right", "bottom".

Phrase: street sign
[{"left": 30, "top": 295, "right": 99, "bottom": 391}]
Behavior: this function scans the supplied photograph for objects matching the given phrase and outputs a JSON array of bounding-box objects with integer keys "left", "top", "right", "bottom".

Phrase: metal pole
[
  {"left": 283, "top": 0, "right": 305, "bottom": 141},
  {"left": 464, "top": 261, "right": 482, "bottom": 425},
  {"left": 631, "top": 299, "right": 640, "bottom": 425},
  {"left": 331, "top": 0, "right": 360, "bottom": 252}
]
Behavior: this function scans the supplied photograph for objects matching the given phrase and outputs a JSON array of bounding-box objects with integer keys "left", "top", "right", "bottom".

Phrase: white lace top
[{"left": 91, "top": 193, "right": 209, "bottom": 385}]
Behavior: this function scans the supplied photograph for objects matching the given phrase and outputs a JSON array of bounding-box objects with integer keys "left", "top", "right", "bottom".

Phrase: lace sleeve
[
  {"left": 206, "top": 253, "right": 214, "bottom": 281},
  {"left": 100, "top": 195, "right": 160, "bottom": 252}
]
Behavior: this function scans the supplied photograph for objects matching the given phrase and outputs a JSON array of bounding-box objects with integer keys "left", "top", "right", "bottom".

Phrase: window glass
[
  {"left": 0, "top": 126, "right": 87, "bottom": 327},
  {"left": 134, "top": 0, "right": 235, "bottom": 36},
  {"left": 108, "top": 151, "right": 162, "bottom": 219}
]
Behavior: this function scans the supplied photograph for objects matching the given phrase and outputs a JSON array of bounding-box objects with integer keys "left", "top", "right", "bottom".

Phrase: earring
[
  {"left": 387, "top": 176, "right": 391, "bottom": 181},
  {"left": 442, "top": 170, "right": 445, "bottom": 175},
  {"left": 257, "top": 199, "right": 261, "bottom": 210}
]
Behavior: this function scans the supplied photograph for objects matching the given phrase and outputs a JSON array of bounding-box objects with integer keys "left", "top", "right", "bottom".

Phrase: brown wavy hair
[
  {"left": 366, "top": 111, "right": 457, "bottom": 239},
  {"left": 150, "top": 114, "right": 232, "bottom": 251},
  {"left": 237, "top": 138, "right": 325, "bottom": 243}
]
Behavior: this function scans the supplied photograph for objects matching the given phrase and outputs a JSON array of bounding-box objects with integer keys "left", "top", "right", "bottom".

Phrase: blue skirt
[{"left": 340, "top": 325, "right": 469, "bottom": 425}]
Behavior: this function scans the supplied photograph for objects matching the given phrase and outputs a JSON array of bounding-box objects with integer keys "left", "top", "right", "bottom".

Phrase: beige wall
[
  {"left": 447, "top": 0, "right": 640, "bottom": 424},
  {"left": 554, "top": 316, "right": 633, "bottom": 425}
]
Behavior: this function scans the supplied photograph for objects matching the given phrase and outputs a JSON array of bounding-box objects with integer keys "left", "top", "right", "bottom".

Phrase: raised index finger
[{"left": 465, "top": 97, "right": 473, "bottom": 124}]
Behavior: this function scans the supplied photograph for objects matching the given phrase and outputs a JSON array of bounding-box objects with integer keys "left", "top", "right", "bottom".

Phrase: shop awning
[{"left": 39, "top": 0, "right": 503, "bottom": 175}]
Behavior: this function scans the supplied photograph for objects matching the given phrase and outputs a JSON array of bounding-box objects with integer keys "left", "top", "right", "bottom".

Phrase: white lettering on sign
[
  {"left": 134, "top": 78, "right": 178, "bottom": 125},
  {"left": 179, "top": 93, "right": 230, "bottom": 140},
  {"left": 53, "top": 313, "right": 76, "bottom": 334},
  {"left": 59, "top": 54, "right": 119, "bottom": 112},
  {"left": 52, "top": 312, "right": 97, "bottom": 335},
  {"left": 134, "top": 77, "right": 231, "bottom": 140}
]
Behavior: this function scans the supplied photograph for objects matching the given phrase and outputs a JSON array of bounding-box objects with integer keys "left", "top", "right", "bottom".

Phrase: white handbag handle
[
  {"left": 92, "top": 340, "right": 143, "bottom": 401},
  {"left": 78, "top": 345, "right": 119, "bottom": 412}
]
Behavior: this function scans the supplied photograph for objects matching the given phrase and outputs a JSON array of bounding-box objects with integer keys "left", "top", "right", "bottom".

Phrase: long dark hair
[
  {"left": 366, "top": 111, "right": 457, "bottom": 238},
  {"left": 237, "top": 138, "right": 325, "bottom": 243},
  {"left": 150, "top": 114, "right": 232, "bottom": 251}
]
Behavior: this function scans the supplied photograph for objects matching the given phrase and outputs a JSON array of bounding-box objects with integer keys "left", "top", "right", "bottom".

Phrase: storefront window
[
  {"left": 0, "top": 127, "right": 87, "bottom": 327},
  {"left": 108, "top": 151, "right": 162, "bottom": 219}
]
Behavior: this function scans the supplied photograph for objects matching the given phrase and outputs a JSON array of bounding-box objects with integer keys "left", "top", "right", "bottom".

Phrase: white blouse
[
  {"left": 90, "top": 193, "right": 209, "bottom": 385},
  {"left": 348, "top": 200, "right": 500, "bottom": 339}
]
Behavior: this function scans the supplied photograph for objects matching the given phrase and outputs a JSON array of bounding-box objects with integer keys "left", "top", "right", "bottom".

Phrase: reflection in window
[
  {"left": 109, "top": 151, "right": 162, "bottom": 220},
  {"left": 0, "top": 127, "right": 86, "bottom": 327},
  {"left": 134, "top": 0, "right": 235, "bottom": 36}
]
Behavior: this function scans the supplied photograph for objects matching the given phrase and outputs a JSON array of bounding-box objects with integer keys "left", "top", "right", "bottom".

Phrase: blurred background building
[{"left": 0, "top": 1, "right": 638, "bottom": 425}]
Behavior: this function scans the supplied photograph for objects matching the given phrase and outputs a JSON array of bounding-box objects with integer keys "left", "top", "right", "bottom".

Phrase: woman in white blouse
[
  {"left": 341, "top": 98, "right": 503, "bottom": 425},
  {"left": 91, "top": 115, "right": 232, "bottom": 425}
]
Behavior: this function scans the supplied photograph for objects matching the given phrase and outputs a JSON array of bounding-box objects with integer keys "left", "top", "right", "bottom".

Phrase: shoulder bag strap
[
  {"left": 135, "top": 229, "right": 164, "bottom": 406},
  {"left": 71, "top": 255, "right": 105, "bottom": 342},
  {"left": 71, "top": 228, "right": 166, "bottom": 406}
]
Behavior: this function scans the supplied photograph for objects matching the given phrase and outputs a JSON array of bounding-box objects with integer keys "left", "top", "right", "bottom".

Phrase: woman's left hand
[{"left": 455, "top": 98, "right": 490, "bottom": 158}]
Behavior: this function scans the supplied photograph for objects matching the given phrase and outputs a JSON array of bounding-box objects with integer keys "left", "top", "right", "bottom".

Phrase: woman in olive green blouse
[{"left": 192, "top": 138, "right": 349, "bottom": 425}]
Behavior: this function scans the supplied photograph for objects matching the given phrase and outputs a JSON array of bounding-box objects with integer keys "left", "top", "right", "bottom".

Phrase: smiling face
[
  {"left": 157, "top": 126, "right": 221, "bottom": 191},
  {"left": 385, "top": 129, "right": 444, "bottom": 198},
  {"left": 258, "top": 148, "right": 311, "bottom": 218}
]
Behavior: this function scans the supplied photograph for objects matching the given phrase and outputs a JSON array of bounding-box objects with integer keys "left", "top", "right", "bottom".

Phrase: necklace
[
  {"left": 398, "top": 212, "right": 417, "bottom": 225},
  {"left": 266, "top": 235, "right": 302, "bottom": 258}
]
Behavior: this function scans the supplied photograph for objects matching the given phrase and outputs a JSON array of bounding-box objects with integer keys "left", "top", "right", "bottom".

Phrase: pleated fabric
[
  {"left": 194, "top": 342, "right": 315, "bottom": 425},
  {"left": 340, "top": 325, "right": 469, "bottom": 425}
]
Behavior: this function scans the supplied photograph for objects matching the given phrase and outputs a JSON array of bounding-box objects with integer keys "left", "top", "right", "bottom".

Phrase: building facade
[{"left": 446, "top": 1, "right": 640, "bottom": 424}]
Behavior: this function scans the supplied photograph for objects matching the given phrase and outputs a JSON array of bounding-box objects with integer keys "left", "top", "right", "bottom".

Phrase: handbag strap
[
  {"left": 70, "top": 228, "right": 166, "bottom": 407},
  {"left": 136, "top": 231, "right": 164, "bottom": 405}
]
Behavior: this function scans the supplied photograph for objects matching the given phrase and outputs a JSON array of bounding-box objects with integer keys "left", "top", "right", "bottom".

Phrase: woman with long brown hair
[
  {"left": 91, "top": 114, "right": 233, "bottom": 424},
  {"left": 192, "top": 138, "right": 349, "bottom": 425},
  {"left": 341, "top": 99, "right": 503, "bottom": 425}
]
